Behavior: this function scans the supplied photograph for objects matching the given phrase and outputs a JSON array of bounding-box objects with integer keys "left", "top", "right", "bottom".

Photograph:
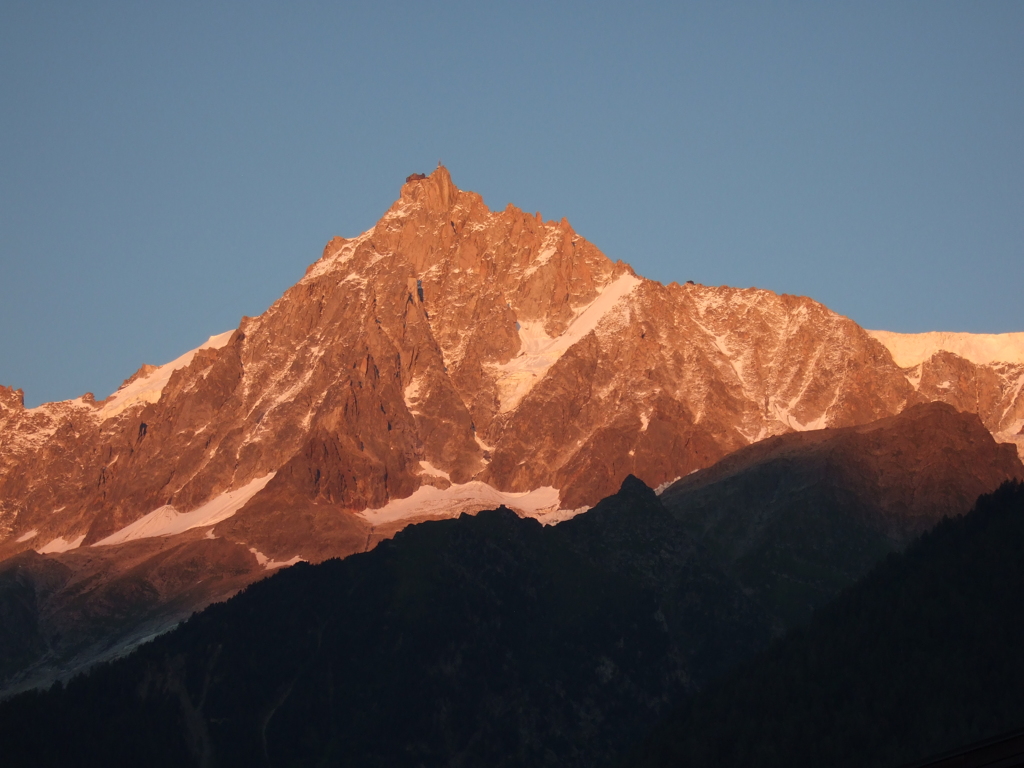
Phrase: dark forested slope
[
  {"left": 0, "top": 477, "right": 770, "bottom": 768},
  {"left": 630, "top": 481, "right": 1024, "bottom": 768}
]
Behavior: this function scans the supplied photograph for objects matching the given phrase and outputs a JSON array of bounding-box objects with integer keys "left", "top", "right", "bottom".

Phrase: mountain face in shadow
[
  {"left": 0, "top": 478, "right": 772, "bottom": 768},
  {"left": 660, "top": 401, "right": 1023, "bottom": 629},
  {"left": 0, "top": 534, "right": 265, "bottom": 698},
  {"left": 2, "top": 403, "right": 1021, "bottom": 766},
  {"left": 629, "top": 481, "right": 1024, "bottom": 768}
]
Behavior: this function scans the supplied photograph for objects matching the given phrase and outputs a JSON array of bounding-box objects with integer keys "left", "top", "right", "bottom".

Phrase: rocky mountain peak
[
  {"left": 1, "top": 169, "right": 1022, "bottom": 569},
  {"left": 1, "top": 169, "right": 1022, "bottom": 700},
  {"left": 397, "top": 163, "right": 459, "bottom": 214},
  {"left": 0, "top": 386, "right": 25, "bottom": 412}
]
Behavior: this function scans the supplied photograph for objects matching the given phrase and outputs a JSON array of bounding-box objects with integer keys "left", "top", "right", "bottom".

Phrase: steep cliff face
[{"left": 1, "top": 166, "right": 1022, "bottom": 566}]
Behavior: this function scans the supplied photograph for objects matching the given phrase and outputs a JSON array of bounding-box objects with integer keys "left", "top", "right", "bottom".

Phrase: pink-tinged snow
[
  {"left": 37, "top": 534, "right": 86, "bottom": 554},
  {"left": 490, "top": 273, "right": 642, "bottom": 412},
  {"left": 15, "top": 529, "right": 38, "bottom": 543},
  {"left": 301, "top": 230, "right": 375, "bottom": 281},
  {"left": 867, "top": 330, "right": 1024, "bottom": 368},
  {"left": 995, "top": 418, "right": 1024, "bottom": 462},
  {"left": 522, "top": 229, "right": 562, "bottom": 278},
  {"left": 358, "top": 481, "right": 581, "bottom": 527},
  {"left": 404, "top": 377, "right": 425, "bottom": 414},
  {"left": 248, "top": 547, "right": 305, "bottom": 570},
  {"left": 98, "top": 331, "right": 234, "bottom": 419},
  {"left": 418, "top": 461, "right": 451, "bottom": 480},
  {"left": 93, "top": 473, "right": 276, "bottom": 546},
  {"left": 771, "top": 397, "right": 829, "bottom": 432}
]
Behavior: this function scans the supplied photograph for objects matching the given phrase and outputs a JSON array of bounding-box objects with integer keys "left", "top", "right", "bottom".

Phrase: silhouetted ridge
[
  {"left": 0, "top": 485, "right": 769, "bottom": 768},
  {"left": 618, "top": 474, "right": 658, "bottom": 500}
]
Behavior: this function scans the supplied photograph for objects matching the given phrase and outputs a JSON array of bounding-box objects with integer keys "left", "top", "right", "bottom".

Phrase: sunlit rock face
[
  {"left": 2, "top": 165, "right": 1023, "bottom": 567},
  {"left": 0, "top": 167, "right": 1022, "bottom": 697}
]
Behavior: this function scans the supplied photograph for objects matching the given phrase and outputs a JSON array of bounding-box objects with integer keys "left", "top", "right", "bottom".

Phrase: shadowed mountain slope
[
  {"left": 660, "top": 401, "right": 1023, "bottom": 628},
  {"left": 628, "top": 481, "right": 1024, "bottom": 768},
  {"left": 0, "top": 478, "right": 772, "bottom": 768},
  {"left": 1, "top": 403, "right": 1019, "bottom": 705},
  {"left": 2, "top": 403, "right": 1022, "bottom": 766}
]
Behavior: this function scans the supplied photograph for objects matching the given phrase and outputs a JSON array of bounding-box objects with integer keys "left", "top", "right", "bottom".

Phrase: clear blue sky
[{"left": 2, "top": 1, "right": 1022, "bottom": 407}]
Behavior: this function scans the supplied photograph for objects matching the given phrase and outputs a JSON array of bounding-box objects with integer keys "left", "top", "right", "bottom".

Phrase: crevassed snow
[
  {"left": 490, "top": 273, "right": 641, "bottom": 412},
  {"left": 93, "top": 473, "right": 275, "bottom": 546},
  {"left": 37, "top": 534, "right": 86, "bottom": 554},
  {"left": 99, "top": 331, "right": 234, "bottom": 419},
  {"left": 359, "top": 481, "right": 576, "bottom": 526},
  {"left": 867, "top": 330, "right": 1024, "bottom": 368}
]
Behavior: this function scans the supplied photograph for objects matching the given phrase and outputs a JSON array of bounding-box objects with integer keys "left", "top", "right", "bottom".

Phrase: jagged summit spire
[{"left": 398, "top": 164, "right": 458, "bottom": 214}]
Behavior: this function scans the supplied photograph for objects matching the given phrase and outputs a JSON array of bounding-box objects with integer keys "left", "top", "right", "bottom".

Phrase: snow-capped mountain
[{"left": 2, "top": 165, "right": 1023, "bottom": 565}]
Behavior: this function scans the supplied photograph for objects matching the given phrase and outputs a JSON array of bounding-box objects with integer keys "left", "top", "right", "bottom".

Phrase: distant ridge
[{"left": 867, "top": 329, "right": 1024, "bottom": 367}]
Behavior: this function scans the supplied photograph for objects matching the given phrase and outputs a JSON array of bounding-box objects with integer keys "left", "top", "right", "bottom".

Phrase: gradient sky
[{"left": 2, "top": 1, "right": 1022, "bottom": 407}]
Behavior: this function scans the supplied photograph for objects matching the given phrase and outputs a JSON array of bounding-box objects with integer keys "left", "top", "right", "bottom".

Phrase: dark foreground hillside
[
  {"left": 660, "top": 402, "right": 1023, "bottom": 630},
  {"left": 629, "top": 481, "right": 1024, "bottom": 768},
  {"left": 0, "top": 477, "right": 771, "bottom": 768}
]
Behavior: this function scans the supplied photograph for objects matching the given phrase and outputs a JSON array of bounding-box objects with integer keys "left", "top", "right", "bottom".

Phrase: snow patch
[
  {"left": 490, "top": 273, "right": 641, "bottom": 412},
  {"left": 15, "top": 529, "right": 38, "bottom": 543},
  {"left": 868, "top": 330, "right": 1024, "bottom": 368},
  {"left": 93, "top": 473, "right": 276, "bottom": 546},
  {"left": 523, "top": 229, "right": 561, "bottom": 277},
  {"left": 37, "top": 534, "right": 86, "bottom": 554},
  {"left": 248, "top": 547, "right": 304, "bottom": 570},
  {"left": 418, "top": 461, "right": 450, "bottom": 480},
  {"left": 654, "top": 477, "right": 682, "bottom": 495},
  {"left": 639, "top": 410, "right": 652, "bottom": 432},
  {"left": 994, "top": 419, "right": 1024, "bottom": 463},
  {"left": 99, "top": 331, "right": 234, "bottom": 419},
  {"left": 302, "top": 229, "right": 374, "bottom": 281},
  {"left": 359, "top": 481, "right": 580, "bottom": 527},
  {"left": 905, "top": 363, "right": 923, "bottom": 390},
  {"left": 772, "top": 403, "right": 828, "bottom": 432},
  {"left": 404, "top": 377, "right": 424, "bottom": 412}
]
